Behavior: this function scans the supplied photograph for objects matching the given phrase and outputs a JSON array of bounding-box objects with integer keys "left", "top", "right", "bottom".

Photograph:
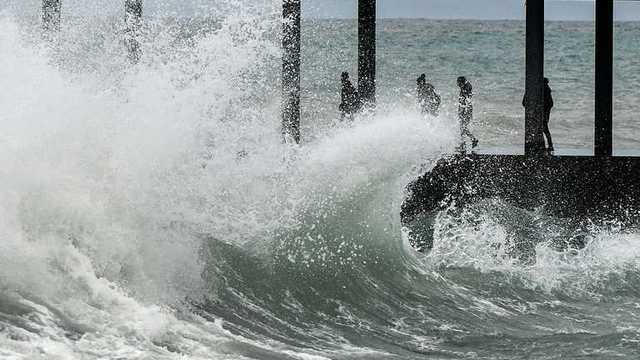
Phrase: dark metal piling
[
  {"left": 524, "top": 0, "right": 545, "bottom": 156},
  {"left": 282, "top": 0, "right": 301, "bottom": 144},
  {"left": 358, "top": 0, "right": 376, "bottom": 107},
  {"left": 595, "top": 0, "right": 614, "bottom": 157},
  {"left": 42, "top": 0, "right": 61, "bottom": 33},
  {"left": 125, "top": 0, "right": 143, "bottom": 64}
]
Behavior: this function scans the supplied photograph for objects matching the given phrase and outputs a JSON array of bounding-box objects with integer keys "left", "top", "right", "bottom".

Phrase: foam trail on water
[{"left": 427, "top": 201, "right": 640, "bottom": 296}]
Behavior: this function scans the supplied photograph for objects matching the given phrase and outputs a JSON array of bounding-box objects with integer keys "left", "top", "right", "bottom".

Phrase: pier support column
[
  {"left": 358, "top": 0, "right": 376, "bottom": 107},
  {"left": 125, "top": 0, "right": 143, "bottom": 64},
  {"left": 282, "top": 0, "right": 301, "bottom": 144},
  {"left": 595, "top": 0, "right": 613, "bottom": 157},
  {"left": 42, "top": 0, "right": 61, "bottom": 33},
  {"left": 525, "top": 0, "right": 545, "bottom": 156}
]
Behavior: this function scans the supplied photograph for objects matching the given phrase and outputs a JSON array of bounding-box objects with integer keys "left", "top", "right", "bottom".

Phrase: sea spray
[
  {"left": 0, "top": 8, "right": 457, "bottom": 358},
  {"left": 1, "top": 5, "right": 640, "bottom": 359}
]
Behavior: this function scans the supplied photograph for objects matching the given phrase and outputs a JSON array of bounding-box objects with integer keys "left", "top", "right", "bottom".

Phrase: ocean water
[
  {"left": 1, "top": 3, "right": 640, "bottom": 359},
  {"left": 303, "top": 19, "right": 640, "bottom": 150}
]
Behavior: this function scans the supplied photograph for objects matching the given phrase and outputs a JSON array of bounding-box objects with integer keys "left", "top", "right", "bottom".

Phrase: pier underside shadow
[{"left": 401, "top": 152, "right": 640, "bottom": 253}]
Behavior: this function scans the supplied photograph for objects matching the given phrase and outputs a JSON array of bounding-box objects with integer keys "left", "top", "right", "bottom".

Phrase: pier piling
[
  {"left": 524, "top": 0, "right": 545, "bottom": 155},
  {"left": 125, "top": 0, "right": 143, "bottom": 64},
  {"left": 282, "top": 0, "right": 301, "bottom": 144},
  {"left": 42, "top": 0, "right": 61, "bottom": 33},
  {"left": 595, "top": 0, "right": 614, "bottom": 157},
  {"left": 358, "top": 0, "right": 376, "bottom": 107}
]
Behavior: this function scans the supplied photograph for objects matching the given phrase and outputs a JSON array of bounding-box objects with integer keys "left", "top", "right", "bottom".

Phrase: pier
[
  {"left": 39, "top": 0, "right": 635, "bottom": 253},
  {"left": 278, "top": 0, "right": 638, "bottom": 252},
  {"left": 400, "top": 0, "right": 638, "bottom": 252}
]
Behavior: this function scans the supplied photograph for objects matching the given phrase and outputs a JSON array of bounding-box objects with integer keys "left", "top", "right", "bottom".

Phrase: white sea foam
[
  {"left": 3, "top": 3, "right": 640, "bottom": 359},
  {"left": 0, "top": 8, "right": 457, "bottom": 358},
  {"left": 427, "top": 200, "right": 640, "bottom": 297}
]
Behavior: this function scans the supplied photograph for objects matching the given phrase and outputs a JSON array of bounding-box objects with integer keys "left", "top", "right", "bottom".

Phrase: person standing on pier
[
  {"left": 416, "top": 74, "right": 441, "bottom": 116},
  {"left": 339, "top": 72, "right": 361, "bottom": 121},
  {"left": 522, "top": 77, "right": 554, "bottom": 152},
  {"left": 457, "top": 76, "right": 479, "bottom": 150}
]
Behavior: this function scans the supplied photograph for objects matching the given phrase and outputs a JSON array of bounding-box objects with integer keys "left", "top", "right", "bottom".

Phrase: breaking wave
[{"left": 1, "top": 4, "right": 639, "bottom": 359}]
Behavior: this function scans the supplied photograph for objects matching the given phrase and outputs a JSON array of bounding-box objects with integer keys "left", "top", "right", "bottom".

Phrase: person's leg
[
  {"left": 464, "top": 129, "right": 478, "bottom": 148},
  {"left": 471, "top": 133, "right": 479, "bottom": 148},
  {"left": 463, "top": 112, "right": 479, "bottom": 148},
  {"left": 544, "top": 110, "right": 554, "bottom": 151},
  {"left": 460, "top": 125, "right": 478, "bottom": 150},
  {"left": 544, "top": 126, "right": 553, "bottom": 150},
  {"left": 458, "top": 118, "right": 467, "bottom": 152}
]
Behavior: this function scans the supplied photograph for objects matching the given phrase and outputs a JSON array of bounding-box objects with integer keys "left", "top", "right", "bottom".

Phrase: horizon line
[{"left": 305, "top": 16, "right": 640, "bottom": 22}]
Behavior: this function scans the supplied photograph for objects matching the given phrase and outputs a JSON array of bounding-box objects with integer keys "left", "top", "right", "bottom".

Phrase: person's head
[
  {"left": 417, "top": 74, "right": 426, "bottom": 85},
  {"left": 457, "top": 76, "right": 467, "bottom": 88},
  {"left": 544, "top": 77, "right": 549, "bottom": 85},
  {"left": 341, "top": 72, "right": 349, "bottom": 83}
]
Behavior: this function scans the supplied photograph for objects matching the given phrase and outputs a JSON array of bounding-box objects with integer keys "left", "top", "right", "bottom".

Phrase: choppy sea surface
[{"left": 1, "top": 3, "right": 640, "bottom": 359}]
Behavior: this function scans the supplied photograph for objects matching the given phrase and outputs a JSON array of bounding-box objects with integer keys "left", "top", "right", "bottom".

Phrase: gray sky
[
  {"left": 4, "top": 1, "right": 640, "bottom": 21},
  {"left": 305, "top": 0, "right": 640, "bottom": 21}
]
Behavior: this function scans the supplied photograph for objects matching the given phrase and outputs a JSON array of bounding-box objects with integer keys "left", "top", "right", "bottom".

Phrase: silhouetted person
[
  {"left": 522, "top": 77, "right": 554, "bottom": 152},
  {"left": 339, "top": 72, "right": 361, "bottom": 121},
  {"left": 457, "top": 76, "right": 478, "bottom": 150},
  {"left": 417, "top": 74, "right": 441, "bottom": 116}
]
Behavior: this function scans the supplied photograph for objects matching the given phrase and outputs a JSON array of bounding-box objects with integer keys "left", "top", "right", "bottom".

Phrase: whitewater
[{"left": 1, "top": 2, "right": 640, "bottom": 359}]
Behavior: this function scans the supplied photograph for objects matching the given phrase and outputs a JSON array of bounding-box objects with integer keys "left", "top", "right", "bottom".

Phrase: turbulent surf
[{"left": 1, "top": 2, "right": 639, "bottom": 359}]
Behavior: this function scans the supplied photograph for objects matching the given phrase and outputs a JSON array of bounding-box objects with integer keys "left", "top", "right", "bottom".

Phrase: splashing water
[{"left": 1, "top": 3, "right": 640, "bottom": 359}]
